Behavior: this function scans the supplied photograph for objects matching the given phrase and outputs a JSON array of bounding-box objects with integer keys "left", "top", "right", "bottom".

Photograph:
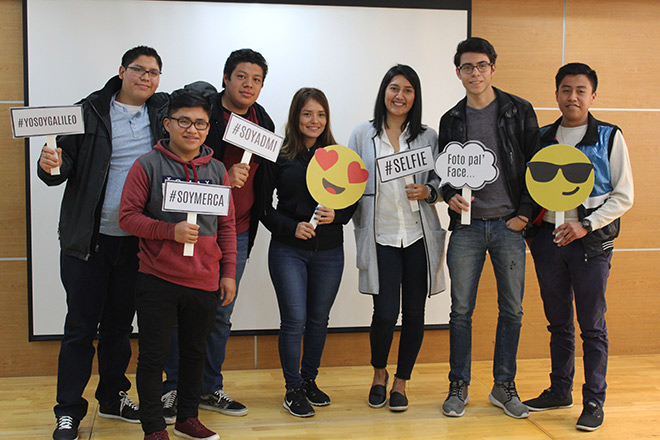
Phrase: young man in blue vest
[{"left": 523, "top": 63, "right": 633, "bottom": 431}]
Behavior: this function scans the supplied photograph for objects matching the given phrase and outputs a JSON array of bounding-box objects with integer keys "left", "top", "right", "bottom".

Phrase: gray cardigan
[{"left": 348, "top": 121, "right": 447, "bottom": 296}]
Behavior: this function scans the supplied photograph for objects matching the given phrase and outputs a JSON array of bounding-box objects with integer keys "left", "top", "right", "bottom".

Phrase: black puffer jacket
[{"left": 37, "top": 76, "right": 169, "bottom": 260}]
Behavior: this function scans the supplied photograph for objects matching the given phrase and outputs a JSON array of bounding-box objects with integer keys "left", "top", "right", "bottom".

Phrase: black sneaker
[
  {"left": 98, "top": 391, "right": 140, "bottom": 423},
  {"left": 523, "top": 387, "right": 573, "bottom": 411},
  {"left": 199, "top": 389, "right": 248, "bottom": 416},
  {"left": 161, "top": 390, "right": 177, "bottom": 425},
  {"left": 388, "top": 391, "right": 408, "bottom": 412},
  {"left": 53, "top": 415, "right": 79, "bottom": 440},
  {"left": 302, "top": 378, "right": 331, "bottom": 406},
  {"left": 368, "top": 371, "right": 389, "bottom": 408},
  {"left": 283, "top": 386, "right": 315, "bottom": 417},
  {"left": 576, "top": 400, "right": 604, "bottom": 431}
]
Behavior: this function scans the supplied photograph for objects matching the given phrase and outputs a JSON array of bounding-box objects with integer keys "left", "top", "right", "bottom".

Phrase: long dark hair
[
  {"left": 372, "top": 64, "right": 425, "bottom": 143},
  {"left": 281, "top": 88, "right": 336, "bottom": 159}
]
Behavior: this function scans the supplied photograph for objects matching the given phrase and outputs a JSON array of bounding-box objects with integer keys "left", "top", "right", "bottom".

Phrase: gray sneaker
[
  {"left": 200, "top": 390, "right": 248, "bottom": 416},
  {"left": 489, "top": 381, "right": 530, "bottom": 419},
  {"left": 442, "top": 380, "right": 469, "bottom": 417}
]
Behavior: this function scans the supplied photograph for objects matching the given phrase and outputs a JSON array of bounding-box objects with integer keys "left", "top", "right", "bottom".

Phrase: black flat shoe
[
  {"left": 368, "top": 371, "right": 389, "bottom": 408},
  {"left": 389, "top": 391, "right": 408, "bottom": 412}
]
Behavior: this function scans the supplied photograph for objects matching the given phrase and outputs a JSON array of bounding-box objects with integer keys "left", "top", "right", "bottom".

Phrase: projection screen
[{"left": 25, "top": 0, "right": 470, "bottom": 338}]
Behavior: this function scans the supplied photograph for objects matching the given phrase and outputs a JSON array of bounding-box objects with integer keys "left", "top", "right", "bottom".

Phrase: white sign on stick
[
  {"left": 11, "top": 105, "right": 85, "bottom": 176},
  {"left": 162, "top": 180, "right": 231, "bottom": 216},
  {"left": 10, "top": 105, "right": 84, "bottom": 138},
  {"left": 376, "top": 146, "right": 434, "bottom": 183},
  {"left": 434, "top": 140, "right": 499, "bottom": 225},
  {"left": 222, "top": 113, "right": 283, "bottom": 163},
  {"left": 162, "top": 180, "right": 231, "bottom": 257}
]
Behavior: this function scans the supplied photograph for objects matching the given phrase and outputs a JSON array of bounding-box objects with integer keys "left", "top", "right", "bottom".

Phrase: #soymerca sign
[{"left": 162, "top": 180, "right": 231, "bottom": 256}]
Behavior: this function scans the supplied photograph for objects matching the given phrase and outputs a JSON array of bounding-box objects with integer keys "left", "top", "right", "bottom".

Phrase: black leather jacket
[
  {"left": 37, "top": 76, "right": 169, "bottom": 260},
  {"left": 438, "top": 88, "right": 541, "bottom": 230}
]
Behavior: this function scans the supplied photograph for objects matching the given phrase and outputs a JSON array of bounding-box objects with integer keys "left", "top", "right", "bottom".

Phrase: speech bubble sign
[
  {"left": 376, "top": 146, "right": 434, "bottom": 183},
  {"left": 10, "top": 105, "right": 84, "bottom": 138},
  {"left": 306, "top": 145, "right": 368, "bottom": 210},
  {"left": 434, "top": 140, "right": 499, "bottom": 190},
  {"left": 526, "top": 144, "right": 594, "bottom": 213},
  {"left": 222, "top": 113, "right": 283, "bottom": 163}
]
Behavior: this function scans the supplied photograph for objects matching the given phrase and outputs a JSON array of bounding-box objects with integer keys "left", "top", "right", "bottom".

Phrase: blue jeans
[
  {"left": 163, "top": 231, "right": 249, "bottom": 394},
  {"left": 268, "top": 240, "right": 343, "bottom": 389},
  {"left": 55, "top": 234, "right": 137, "bottom": 420},
  {"left": 529, "top": 227, "right": 611, "bottom": 406},
  {"left": 447, "top": 219, "right": 526, "bottom": 384}
]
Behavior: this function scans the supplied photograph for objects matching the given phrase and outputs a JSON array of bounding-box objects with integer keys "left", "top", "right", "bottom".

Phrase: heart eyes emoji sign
[{"left": 306, "top": 145, "right": 369, "bottom": 209}]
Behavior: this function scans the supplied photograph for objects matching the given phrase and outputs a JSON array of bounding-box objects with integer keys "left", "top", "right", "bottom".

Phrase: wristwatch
[{"left": 581, "top": 218, "right": 592, "bottom": 233}]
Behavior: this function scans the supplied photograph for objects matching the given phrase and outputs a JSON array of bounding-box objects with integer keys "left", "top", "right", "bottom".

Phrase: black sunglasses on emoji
[{"left": 527, "top": 161, "right": 594, "bottom": 184}]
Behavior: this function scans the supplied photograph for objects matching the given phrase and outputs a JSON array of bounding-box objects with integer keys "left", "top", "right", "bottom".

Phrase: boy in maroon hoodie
[{"left": 119, "top": 89, "right": 236, "bottom": 440}]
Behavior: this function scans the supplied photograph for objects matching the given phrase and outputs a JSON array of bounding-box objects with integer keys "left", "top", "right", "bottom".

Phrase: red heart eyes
[
  {"left": 347, "top": 161, "right": 369, "bottom": 183},
  {"left": 315, "top": 148, "right": 339, "bottom": 170}
]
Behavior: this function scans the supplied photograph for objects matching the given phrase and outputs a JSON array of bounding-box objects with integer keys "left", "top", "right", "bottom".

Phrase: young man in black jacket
[
  {"left": 161, "top": 48, "right": 274, "bottom": 421},
  {"left": 38, "top": 46, "right": 168, "bottom": 440},
  {"left": 438, "top": 37, "right": 540, "bottom": 420}
]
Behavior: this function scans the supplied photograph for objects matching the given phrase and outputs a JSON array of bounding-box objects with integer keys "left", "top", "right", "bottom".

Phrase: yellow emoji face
[
  {"left": 306, "top": 145, "right": 368, "bottom": 209},
  {"left": 526, "top": 144, "right": 594, "bottom": 212}
]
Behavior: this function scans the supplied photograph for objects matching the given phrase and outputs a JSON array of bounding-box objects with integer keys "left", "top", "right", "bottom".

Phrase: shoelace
[
  {"left": 153, "top": 430, "right": 169, "bottom": 440},
  {"left": 56, "top": 416, "right": 74, "bottom": 430},
  {"left": 214, "top": 389, "right": 233, "bottom": 403},
  {"left": 162, "top": 390, "right": 177, "bottom": 408},
  {"left": 500, "top": 382, "right": 519, "bottom": 400},
  {"left": 584, "top": 401, "right": 600, "bottom": 415},
  {"left": 119, "top": 391, "right": 139, "bottom": 411},
  {"left": 448, "top": 381, "right": 466, "bottom": 399}
]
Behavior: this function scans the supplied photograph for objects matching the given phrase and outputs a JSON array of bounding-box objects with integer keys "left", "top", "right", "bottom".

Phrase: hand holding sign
[
  {"left": 435, "top": 141, "right": 499, "bottom": 225},
  {"left": 163, "top": 180, "right": 231, "bottom": 256},
  {"left": 376, "top": 145, "right": 434, "bottom": 212},
  {"left": 222, "top": 113, "right": 284, "bottom": 188},
  {"left": 526, "top": 144, "right": 594, "bottom": 231},
  {"left": 306, "top": 145, "right": 369, "bottom": 229},
  {"left": 10, "top": 105, "right": 85, "bottom": 176}
]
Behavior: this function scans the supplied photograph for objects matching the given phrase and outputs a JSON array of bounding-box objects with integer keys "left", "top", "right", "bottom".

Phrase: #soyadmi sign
[
  {"left": 222, "top": 112, "right": 283, "bottom": 163},
  {"left": 162, "top": 180, "right": 232, "bottom": 256}
]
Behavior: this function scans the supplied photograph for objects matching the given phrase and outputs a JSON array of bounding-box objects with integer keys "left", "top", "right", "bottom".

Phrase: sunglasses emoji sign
[
  {"left": 526, "top": 144, "right": 594, "bottom": 218},
  {"left": 306, "top": 145, "right": 369, "bottom": 210}
]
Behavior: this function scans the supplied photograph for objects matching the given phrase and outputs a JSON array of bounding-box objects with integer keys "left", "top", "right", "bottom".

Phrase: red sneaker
[
  {"left": 145, "top": 429, "right": 170, "bottom": 440},
  {"left": 173, "top": 417, "right": 219, "bottom": 440}
]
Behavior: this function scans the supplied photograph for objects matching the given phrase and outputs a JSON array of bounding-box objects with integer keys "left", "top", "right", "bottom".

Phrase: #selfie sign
[
  {"left": 434, "top": 141, "right": 499, "bottom": 225},
  {"left": 10, "top": 105, "right": 85, "bottom": 176},
  {"left": 376, "top": 145, "right": 434, "bottom": 212},
  {"left": 162, "top": 180, "right": 231, "bottom": 257}
]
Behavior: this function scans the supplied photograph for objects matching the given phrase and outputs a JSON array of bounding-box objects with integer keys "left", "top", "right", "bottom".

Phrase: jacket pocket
[{"left": 353, "top": 226, "right": 371, "bottom": 271}]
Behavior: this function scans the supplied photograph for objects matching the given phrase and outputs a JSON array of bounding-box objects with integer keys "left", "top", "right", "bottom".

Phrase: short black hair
[
  {"left": 223, "top": 49, "right": 268, "bottom": 88},
  {"left": 121, "top": 46, "right": 162, "bottom": 71},
  {"left": 453, "top": 37, "right": 497, "bottom": 67},
  {"left": 372, "top": 64, "right": 425, "bottom": 143},
  {"left": 168, "top": 89, "right": 211, "bottom": 118},
  {"left": 555, "top": 62, "right": 598, "bottom": 93}
]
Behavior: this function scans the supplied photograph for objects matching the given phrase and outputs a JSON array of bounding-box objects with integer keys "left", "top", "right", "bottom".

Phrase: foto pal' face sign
[{"left": 435, "top": 141, "right": 499, "bottom": 190}]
